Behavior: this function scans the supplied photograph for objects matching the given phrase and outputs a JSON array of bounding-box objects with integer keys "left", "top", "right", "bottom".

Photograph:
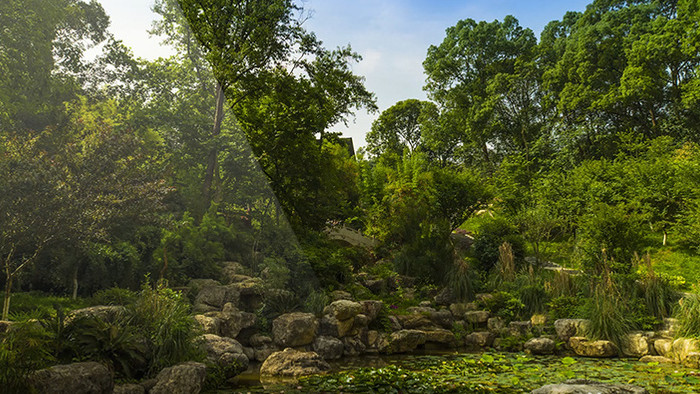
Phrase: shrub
[
  {"left": 481, "top": 291, "right": 524, "bottom": 321},
  {"left": 675, "top": 292, "right": 700, "bottom": 338},
  {"left": 445, "top": 258, "right": 476, "bottom": 302},
  {"left": 547, "top": 296, "right": 585, "bottom": 320},
  {"left": 303, "top": 290, "right": 329, "bottom": 318},
  {"left": 584, "top": 285, "right": 633, "bottom": 347},
  {"left": 0, "top": 321, "right": 54, "bottom": 392},
  {"left": 90, "top": 287, "right": 138, "bottom": 306},
  {"left": 472, "top": 217, "right": 525, "bottom": 272}
]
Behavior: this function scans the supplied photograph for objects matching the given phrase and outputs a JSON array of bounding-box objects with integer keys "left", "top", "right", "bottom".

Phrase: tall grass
[
  {"left": 585, "top": 284, "right": 633, "bottom": 347},
  {"left": 446, "top": 258, "right": 476, "bottom": 302},
  {"left": 675, "top": 293, "right": 700, "bottom": 338}
]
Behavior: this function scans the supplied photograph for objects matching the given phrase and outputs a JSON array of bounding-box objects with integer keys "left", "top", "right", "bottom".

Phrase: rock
[
  {"left": 406, "top": 306, "right": 436, "bottom": 315},
  {"left": 423, "top": 329, "right": 457, "bottom": 345},
  {"left": 273, "top": 312, "right": 318, "bottom": 347},
  {"left": 554, "top": 319, "right": 590, "bottom": 342},
  {"left": 65, "top": 305, "right": 126, "bottom": 324},
  {"left": 342, "top": 336, "right": 366, "bottom": 356},
  {"left": 194, "top": 314, "right": 220, "bottom": 335},
  {"left": 487, "top": 317, "right": 506, "bottom": 333},
  {"left": 569, "top": 337, "right": 618, "bottom": 358},
  {"left": 319, "top": 315, "right": 356, "bottom": 338},
  {"left": 30, "top": 362, "right": 113, "bottom": 394},
  {"left": 464, "top": 331, "right": 495, "bottom": 348},
  {"left": 325, "top": 300, "right": 363, "bottom": 321},
  {"left": 188, "top": 279, "right": 221, "bottom": 295},
  {"left": 366, "top": 330, "right": 388, "bottom": 350},
  {"left": 524, "top": 337, "right": 556, "bottom": 355},
  {"left": 388, "top": 315, "right": 402, "bottom": 331},
  {"left": 532, "top": 379, "right": 648, "bottom": 394},
  {"left": 508, "top": 321, "right": 532, "bottom": 337},
  {"left": 449, "top": 303, "right": 477, "bottom": 319},
  {"left": 382, "top": 329, "right": 427, "bottom": 354},
  {"left": 621, "top": 332, "right": 649, "bottom": 357},
  {"left": 260, "top": 348, "right": 331, "bottom": 377},
  {"left": 330, "top": 290, "right": 354, "bottom": 301},
  {"left": 433, "top": 288, "right": 454, "bottom": 306},
  {"left": 201, "top": 334, "right": 249, "bottom": 376},
  {"left": 639, "top": 355, "right": 673, "bottom": 364},
  {"left": 313, "top": 336, "right": 344, "bottom": 360},
  {"left": 465, "top": 310, "right": 490, "bottom": 324},
  {"left": 419, "top": 301, "right": 432, "bottom": 308},
  {"left": 354, "top": 314, "right": 370, "bottom": 330},
  {"left": 683, "top": 352, "right": 700, "bottom": 368},
  {"left": 228, "top": 278, "right": 264, "bottom": 312},
  {"left": 659, "top": 318, "right": 679, "bottom": 337},
  {"left": 193, "top": 284, "right": 236, "bottom": 313},
  {"left": 653, "top": 338, "right": 673, "bottom": 357},
  {"left": 396, "top": 313, "right": 435, "bottom": 330},
  {"left": 204, "top": 303, "right": 256, "bottom": 339},
  {"left": 359, "top": 300, "right": 384, "bottom": 322},
  {"left": 365, "top": 279, "right": 387, "bottom": 294},
  {"left": 113, "top": 384, "right": 146, "bottom": 394},
  {"left": 150, "top": 362, "right": 207, "bottom": 394},
  {"left": 531, "top": 314, "right": 548, "bottom": 326},
  {"left": 669, "top": 338, "right": 700, "bottom": 363},
  {"left": 430, "top": 309, "right": 454, "bottom": 329},
  {"left": 220, "top": 262, "right": 250, "bottom": 283}
]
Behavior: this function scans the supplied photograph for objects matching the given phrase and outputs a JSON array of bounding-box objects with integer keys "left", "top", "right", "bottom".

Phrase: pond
[{"left": 215, "top": 351, "right": 700, "bottom": 393}]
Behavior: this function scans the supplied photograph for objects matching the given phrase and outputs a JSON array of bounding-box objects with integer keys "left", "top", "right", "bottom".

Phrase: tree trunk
[
  {"left": 71, "top": 265, "right": 79, "bottom": 300},
  {"left": 663, "top": 229, "right": 668, "bottom": 246},
  {"left": 201, "top": 81, "right": 226, "bottom": 216}
]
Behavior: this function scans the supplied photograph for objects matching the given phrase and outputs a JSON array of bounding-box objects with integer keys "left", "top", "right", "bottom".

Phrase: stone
[
  {"left": 530, "top": 314, "right": 548, "bottom": 326},
  {"left": 449, "top": 303, "right": 477, "bottom": 319},
  {"left": 150, "top": 362, "right": 207, "bottom": 394},
  {"left": 313, "top": 336, "right": 344, "bottom": 360},
  {"left": 464, "top": 310, "right": 490, "bottom": 324},
  {"left": 366, "top": 330, "right": 388, "bottom": 351},
  {"left": 200, "top": 334, "right": 249, "bottom": 376},
  {"left": 365, "top": 279, "right": 387, "bottom": 294},
  {"left": 396, "top": 313, "right": 435, "bottom": 330},
  {"left": 554, "top": 319, "right": 590, "bottom": 342},
  {"left": 423, "top": 329, "right": 457, "bottom": 345},
  {"left": 406, "top": 306, "right": 436, "bottom": 315},
  {"left": 524, "top": 337, "right": 556, "bottom": 355},
  {"left": 324, "top": 300, "right": 363, "bottom": 321},
  {"left": 388, "top": 315, "right": 402, "bottom": 331},
  {"left": 228, "top": 278, "right": 264, "bottom": 312},
  {"left": 254, "top": 345, "right": 277, "bottom": 362},
  {"left": 653, "top": 338, "right": 672, "bottom": 357},
  {"left": 433, "top": 288, "right": 454, "bottom": 306},
  {"left": 29, "top": 362, "right": 113, "bottom": 394},
  {"left": 220, "top": 261, "right": 250, "bottom": 284},
  {"left": 532, "top": 379, "right": 648, "bottom": 394},
  {"left": 508, "top": 321, "right": 532, "bottom": 337},
  {"left": 249, "top": 334, "right": 273, "bottom": 347},
  {"left": 569, "top": 337, "right": 618, "bottom": 358},
  {"left": 204, "top": 303, "right": 256, "bottom": 339},
  {"left": 659, "top": 318, "right": 679, "bottom": 337},
  {"left": 260, "top": 348, "right": 331, "bottom": 377},
  {"left": 382, "top": 329, "right": 427, "bottom": 354},
  {"left": 342, "top": 336, "right": 366, "bottom": 356},
  {"left": 330, "top": 290, "right": 354, "bottom": 301},
  {"left": 113, "top": 384, "right": 145, "bottom": 394},
  {"left": 193, "top": 284, "right": 234, "bottom": 312},
  {"left": 464, "top": 331, "right": 495, "bottom": 348},
  {"left": 487, "top": 317, "right": 506, "bottom": 333},
  {"left": 621, "top": 332, "right": 649, "bottom": 358},
  {"left": 639, "top": 355, "right": 673, "bottom": 364},
  {"left": 683, "top": 352, "right": 700, "bottom": 368},
  {"left": 669, "top": 338, "right": 700, "bottom": 363},
  {"left": 430, "top": 309, "right": 454, "bottom": 328},
  {"left": 65, "top": 305, "right": 126, "bottom": 324},
  {"left": 273, "top": 312, "right": 318, "bottom": 347},
  {"left": 319, "top": 315, "right": 356, "bottom": 338},
  {"left": 194, "top": 314, "right": 220, "bottom": 335},
  {"left": 359, "top": 300, "right": 384, "bottom": 322}
]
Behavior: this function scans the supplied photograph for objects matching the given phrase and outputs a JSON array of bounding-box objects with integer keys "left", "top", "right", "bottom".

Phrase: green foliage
[
  {"left": 547, "top": 296, "right": 585, "bottom": 320},
  {"left": 472, "top": 217, "right": 525, "bottom": 272},
  {"left": 584, "top": 285, "right": 634, "bottom": 347},
  {"left": 90, "top": 287, "right": 138, "bottom": 306},
  {"left": 675, "top": 292, "right": 700, "bottom": 338},
  {"left": 481, "top": 292, "right": 524, "bottom": 322},
  {"left": 0, "top": 320, "right": 54, "bottom": 392},
  {"left": 445, "top": 259, "right": 476, "bottom": 302},
  {"left": 303, "top": 290, "right": 329, "bottom": 318}
]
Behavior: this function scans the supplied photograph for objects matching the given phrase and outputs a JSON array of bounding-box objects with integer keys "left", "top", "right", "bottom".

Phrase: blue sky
[{"left": 99, "top": 0, "right": 591, "bottom": 147}]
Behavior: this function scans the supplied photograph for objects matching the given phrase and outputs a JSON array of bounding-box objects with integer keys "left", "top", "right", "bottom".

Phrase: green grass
[
  {"left": 649, "top": 248, "right": 700, "bottom": 288},
  {"left": 2, "top": 292, "right": 88, "bottom": 320}
]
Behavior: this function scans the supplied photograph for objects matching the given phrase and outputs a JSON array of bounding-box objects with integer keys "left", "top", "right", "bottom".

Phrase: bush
[
  {"left": 481, "top": 291, "right": 524, "bottom": 321},
  {"left": 445, "top": 259, "right": 476, "bottom": 302},
  {"left": 472, "top": 217, "right": 525, "bottom": 272},
  {"left": 90, "top": 287, "right": 138, "bottom": 306},
  {"left": 303, "top": 290, "right": 329, "bottom": 318},
  {"left": 0, "top": 321, "right": 54, "bottom": 392},
  {"left": 584, "top": 285, "right": 633, "bottom": 347},
  {"left": 675, "top": 292, "right": 700, "bottom": 338},
  {"left": 547, "top": 295, "right": 585, "bottom": 320}
]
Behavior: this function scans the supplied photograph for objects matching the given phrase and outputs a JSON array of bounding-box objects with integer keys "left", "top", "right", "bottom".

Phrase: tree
[{"left": 366, "top": 99, "right": 437, "bottom": 158}]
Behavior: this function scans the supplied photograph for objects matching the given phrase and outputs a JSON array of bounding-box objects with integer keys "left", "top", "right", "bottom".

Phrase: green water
[{"left": 215, "top": 351, "right": 700, "bottom": 393}]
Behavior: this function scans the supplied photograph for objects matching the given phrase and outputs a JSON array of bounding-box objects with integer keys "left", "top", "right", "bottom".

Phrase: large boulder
[
  {"left": 273, "top": 312, "right": 318, "bottom": 347},
  {"left": 464, "top": 310, "right": 490, "bottom": 324},
  {"left": 639, "top": 355, "right": 673, "bottom": 364},
  {"left": 449, "top": 303, "right": 477, "bottom": 319},
  {"left": 113, "top": 384, "right": 145, "bottom": 394},
  {"left": 227, "top": 278, "right": 264, "bottom": 312},
  {"left": 569, "top": 337, "right": 618, "bottom": 358},
  {"left": 359, "top": 300, "right": 384, "bottom": 322},
  {"left": 532, "top": 379, "right": 648, "bottom": 394},
  {"left": 669, "top": 338, "right": 700, "bottom": 364},
  {"left": 260, "top": 348, "right": 331, "bottom": 377},
  {"left": 464, "top": 331, "right": 495, "bottom": 348},
  {"left": 30, "top": 362, "right": 113, "bottom": 394},
  {"left": 325, "top": 300, "right": 363, "bottom": 321},
  {"left": 621, "top": 332, "right": 649, "bottom": 358},
  {"left": 65, "top": 306, "right": 126, "bottom": 324},
  {"left": 342, "top": 336, "right": 367, "bottom": 356},
  {"left": 204, "top": 302, "right": 256, "bottom": 339},
  {"left": 382, "top": 329, "right": 427, "bottom": 354},
  {"left": 653, "top": 338, "right": 673, "bottom": 357},
  {"left": 487, "top": 317, "right": 506, "bottom": 333},
  {"left": 423, "top": 329, "right": 457, "bottom": 345},
  {"left": 508, "top": 321, "right": 532, "bottom": 337},
  {"left": 554, "top": 319, "right": 590, "bottom": 342},
  {"left": 313, "top": 336, "right": 344, "bottom": 360},
  {"left": 319, "top": 315, "right": 356, "bottom": 338},
  {"left": 193, "top": 314, "right": 220, "bottom": 335},
  {"left": 524, "top": 337, "right": 556, "bottom": 355},
  {"left": 150, "top": 362, "right": 207, "bottom": 394},
  {"left": 201, "top": 334, "right": 249, "bottom": 376},
  {"left": 396, "top": 313, "right": 435, "bottom": 330}
]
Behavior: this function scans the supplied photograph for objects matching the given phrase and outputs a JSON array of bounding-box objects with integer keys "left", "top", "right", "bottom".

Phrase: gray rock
[
  {"left": 465, "top": 331, "right": 495, "bottom": 348},
  {"left": 342, "top": 336, "right": 366, "bottom": 356},
  {"left": 669, "top": 338, "right": 700, "bottom": 363},
  {"left": 621, "top": 332, "right": 649, "bottom": 357},
  {"left": 220, "top": 262, "right": 250, "bottom": 284},
  {"left": 382, "top": 329, "right": 427, "bottom": 354},
  {"left": 249, "top": 334, "right": 273, "bottom": 347},
  {"left": 113, "top": 384, "right": 145, "bottom": 394},
  {"left": 260, "top": 348, "right": 331, "bottom": 377},
  {"left": 254, "top": 344, "right": 277, "bottom": 362},
  {"left": 430, "top": 309, "right": 454, "bottom": 328},
  {"left": 531, "top": 379, "right": 648, "bottom": 394},
  {"left": 359, "top": 300, "right": 384, "bottom": 322},
  {"left": 465, "top": 310, "right": 490, "bottom": 324},
  {"left": 325, "top": 300, "right": 363, "bottom": 321},
  {"left": 30, "top": 362, "right": 113, "bottom": 394},
  {"left": 319, "top": 314, "right": 356, "bottom": 338},
  {"left": 273, "top": 312, "right": 318, "bottom": 347},
  {"left": 639, "top": 355, "right": 673, "bottom": 364},
  {"left": 396, "top": 313, "right": 435, "bottom": 330},
  {"left": 488, "top": 317, "right": 506, "bottom": 333},
  {"left": 524, "top": 337, "right": 556, "bottom": 355},
  {"left": 569, "top": 337, "right": 618, "bottom": 358},
  {"left": 509, "top": 321, "right": 533, "bottom": 337},
  {"left": 201, "top": 334, "right": 249, "bottom": 376},
  {"left": 313, "top": 336, "right": 344, "bottom": 360},
  {"left": 204, "top": 302, "right": 256, "bottom": 339},
  {"left": 65, "top": 306, "right": 126, "bottom": 324},
  {"left": 150, "top": 362, "right": 207, "bottom": 394},
  {"left": 423, "top": 329, "right": 457, "bottom": 345},
  {"left": 653, "top": 338, "right": 672, "bottom": 357},
  {"left": 554, "top": 319, "right": 590, "bottom": 342},
  {"left": 194, "top": 314, "right": 220, "bottom": 335},
  {"left": 449, "top": 303, "right": 477, "bottom": 319}
]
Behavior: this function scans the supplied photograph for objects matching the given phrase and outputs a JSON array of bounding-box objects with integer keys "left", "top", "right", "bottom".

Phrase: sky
[{"left": 98, "top": 0, "right": 592, "bottom": 147}]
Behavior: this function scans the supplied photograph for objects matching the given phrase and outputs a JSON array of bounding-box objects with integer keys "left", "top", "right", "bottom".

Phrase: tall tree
[{"left": 366, "top": 99, "right": 437, "bottom": 158}]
